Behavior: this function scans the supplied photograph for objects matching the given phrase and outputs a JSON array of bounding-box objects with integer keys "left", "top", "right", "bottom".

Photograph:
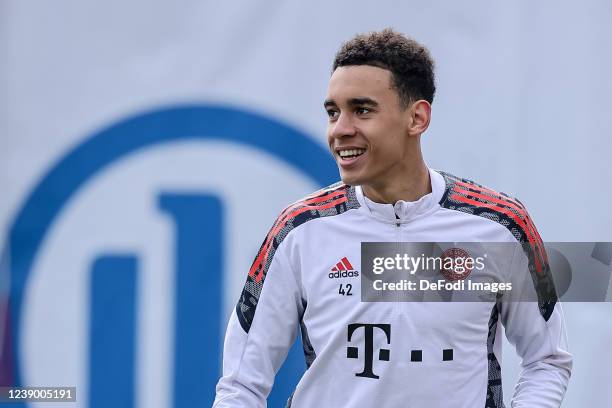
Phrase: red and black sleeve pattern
[
  {"left": 236, "top": 182, "right": 360, "bottom": 333},
  {"left": 438, "top": 171, "right": 557, "bottom": 321}
]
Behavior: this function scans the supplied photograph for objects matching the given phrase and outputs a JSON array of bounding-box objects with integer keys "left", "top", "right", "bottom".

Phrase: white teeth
[{"left": 338, "top": 148, "right": 365, "bottom": 158}]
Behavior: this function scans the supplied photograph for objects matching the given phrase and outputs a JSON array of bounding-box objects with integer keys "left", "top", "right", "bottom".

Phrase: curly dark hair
[{"left": 332, "top": 28, "right": 436, "bottom": 106}]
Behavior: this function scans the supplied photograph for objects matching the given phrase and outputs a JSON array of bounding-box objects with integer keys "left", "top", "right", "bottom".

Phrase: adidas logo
[{"left": 328, "top": 257, "right": 359, "bottom": 279}]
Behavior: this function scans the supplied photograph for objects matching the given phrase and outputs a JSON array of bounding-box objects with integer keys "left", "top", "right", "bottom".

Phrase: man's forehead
[{"left": 327, "top": 65, "right": 393, "bottom": 101}]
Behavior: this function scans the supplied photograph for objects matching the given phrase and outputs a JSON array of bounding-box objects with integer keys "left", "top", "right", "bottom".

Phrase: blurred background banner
[{"left": 1, "top": 1, "right": 611, "bottom": 407}]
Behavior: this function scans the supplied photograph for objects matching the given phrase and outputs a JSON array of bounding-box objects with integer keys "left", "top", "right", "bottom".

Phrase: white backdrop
[{"left": 2, "top": 1, "right": 611, "bottom": 406}]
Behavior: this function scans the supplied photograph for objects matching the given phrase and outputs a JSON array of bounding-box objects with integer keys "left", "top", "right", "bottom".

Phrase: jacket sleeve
[
  {"left": 501, "top": 242, "right": 573, "bottom": 407},
  {"left": 213, "top": 233, "right": 302, "bottom": 407}
]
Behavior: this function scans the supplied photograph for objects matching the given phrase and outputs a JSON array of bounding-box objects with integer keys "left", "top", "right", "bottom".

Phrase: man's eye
[
  {"left": 356, "top": 107, "right": 371, "bottom": 115},
  {"left": 327, "top": 110, "right": 339, "bottom": 120}
]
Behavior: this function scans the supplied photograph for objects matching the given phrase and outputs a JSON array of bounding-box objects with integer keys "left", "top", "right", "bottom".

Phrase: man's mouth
[
  {"left": 336, "top": 148, "right": 366, "bottom": 167},
  {"left": 337, "top": 148, "right": 366, "bottom": 159}
]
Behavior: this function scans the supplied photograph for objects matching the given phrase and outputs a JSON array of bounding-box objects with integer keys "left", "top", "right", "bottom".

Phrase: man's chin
[{"left": 339, "top": 172, "right": 364, "bottom": 186}]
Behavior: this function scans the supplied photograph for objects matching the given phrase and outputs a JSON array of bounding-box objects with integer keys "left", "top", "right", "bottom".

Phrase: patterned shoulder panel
[
  {"left": 438, "top": 170, "right": 557, "bottom": 321},
  {"left": 236, "top": 182, "right": 360, "bottom": 333}
]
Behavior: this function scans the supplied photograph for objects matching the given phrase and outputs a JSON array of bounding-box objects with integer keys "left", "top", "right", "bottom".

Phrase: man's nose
[{"left": 329, "top": 113, "right": 357, "bottom": 139}]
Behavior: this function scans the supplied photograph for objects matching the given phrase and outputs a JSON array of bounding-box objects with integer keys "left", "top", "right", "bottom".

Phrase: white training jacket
[{"left": 213, "top": 169, "right": 572, "bottom": 408}]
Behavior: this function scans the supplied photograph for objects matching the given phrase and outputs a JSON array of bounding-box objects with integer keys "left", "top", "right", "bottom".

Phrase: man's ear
[{"left": 407, "top": 100, "right": 431, "bottom": 136}]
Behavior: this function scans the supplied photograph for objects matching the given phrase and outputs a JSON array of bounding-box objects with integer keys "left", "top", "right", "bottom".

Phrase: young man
[{"left": 213, "top": 29, "right": 572, "bottom": 407}]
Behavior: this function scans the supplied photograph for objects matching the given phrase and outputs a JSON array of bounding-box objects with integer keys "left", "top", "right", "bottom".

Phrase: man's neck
[{"left": 361, "top": 163, "right": 432, "bottom": 204}]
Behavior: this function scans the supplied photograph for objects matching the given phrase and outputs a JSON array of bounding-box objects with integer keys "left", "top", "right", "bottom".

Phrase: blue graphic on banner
[
  {"left": 90, "top": 255, "right": 138, "bottom": 408},
  {"left": 0, "top": 105, "right": 337, "bottom": 407},
  {"left": 159, "top": 193, "right": 224, "bottom": 407}
]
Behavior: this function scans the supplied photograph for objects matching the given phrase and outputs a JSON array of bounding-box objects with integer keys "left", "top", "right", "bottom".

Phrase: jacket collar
[{"left": 354, "top": 168, "right": 445, "bottom": 223}]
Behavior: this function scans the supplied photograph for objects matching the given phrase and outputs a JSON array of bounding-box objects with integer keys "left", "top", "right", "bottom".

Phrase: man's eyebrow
[
  {"left": 323, "top": 97, "right": 379, "bottom": 108},
  {"left": 323, "top": 99, "right": 337, "bottom": 108},
  {"left": 348, "top": 97, "right": 379, "bottom": 107}
]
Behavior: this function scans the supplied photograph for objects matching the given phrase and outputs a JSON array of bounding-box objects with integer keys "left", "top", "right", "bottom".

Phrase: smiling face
[{"left": 325, "top": 65, "right": 417, "bottom": 189}]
